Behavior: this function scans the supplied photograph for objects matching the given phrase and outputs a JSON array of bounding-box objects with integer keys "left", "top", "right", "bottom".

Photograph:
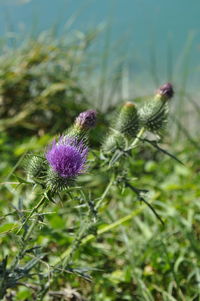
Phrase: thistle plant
[
  {"left": 1, "top": 83, "right": 182, "bottom": 299},
  {"left": 0, "top": 109, "right": 98, "bottom": 298}
]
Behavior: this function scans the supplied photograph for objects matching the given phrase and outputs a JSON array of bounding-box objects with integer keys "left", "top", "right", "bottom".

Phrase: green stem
[
  {"left": 11, "top": 195, "right": 48, "bottom": 273},
  {"left": 16, "top": 194, "right": 47, "bottom": 235},
  {"left": 127, "top": 127, "right": 145, "bottom": 150},
  {"left": 95, "top": 175, "right": 114, "bottom": 211},
  {"left": 59, "top": 177, "right": 114, "bottom": 267}
]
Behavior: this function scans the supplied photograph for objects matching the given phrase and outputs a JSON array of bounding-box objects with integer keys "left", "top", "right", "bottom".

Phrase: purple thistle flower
[
  {"left": 75, "top": 110, "right": 97, "bottom": 129},
  {"left": 158, "top": 83, "right": 174, "bottom": 99},
  {"left": 46, "top": 136, "right": 88, "bottom": 178}
]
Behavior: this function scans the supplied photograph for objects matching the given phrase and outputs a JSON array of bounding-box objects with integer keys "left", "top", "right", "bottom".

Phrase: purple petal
[{"left": 46, "top": 136, "right": 88, "bottom": 178}]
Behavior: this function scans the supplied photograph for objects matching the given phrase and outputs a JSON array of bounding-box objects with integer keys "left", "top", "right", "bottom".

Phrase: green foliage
[
  {"left": 2, "top": 122, "right": 199, "bottom": 301},
  {"left": 0, "top": 33, "right": 94, "bottom": 137}
]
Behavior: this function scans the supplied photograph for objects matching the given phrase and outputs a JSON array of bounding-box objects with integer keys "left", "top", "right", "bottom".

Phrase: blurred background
[
  {"left": 0, "top": 0, "right": 200, "bottom": 138},
  {"left": 1, "top": 0, "right": 200, "bottom": 86}
]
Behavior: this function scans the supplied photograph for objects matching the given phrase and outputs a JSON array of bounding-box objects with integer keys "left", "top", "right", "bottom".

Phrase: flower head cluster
[
  {"left": 75, "top": 110, "right": 97, "bottom": 130},
  {"left": 46, "top": 136, "right": 88, "bottom": 179}
]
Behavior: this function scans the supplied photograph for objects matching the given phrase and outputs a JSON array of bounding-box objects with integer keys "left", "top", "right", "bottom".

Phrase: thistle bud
[
  {"left": 139, "top": 83, "right": 174, "bottom": 134},
  {"left": 156, "top": 83, "right": 174, "bottom": 101},
  {"left": 102, "top": 102, "right": 140, "bottom": 153},
  {"left": 67, "top": 110, "right": 97, "bottom": 143},
  {"left": 26, "top": 155, "right": 47, "bottom": 180},
  {"left": 75, "top": 110, "right": 97, "bottom": 130},
  {"left": 115, "top": 102, "right": 140, "bottom": 138},
  {"left": 102, "top": 132, "right": 126, "bottom": 153}
]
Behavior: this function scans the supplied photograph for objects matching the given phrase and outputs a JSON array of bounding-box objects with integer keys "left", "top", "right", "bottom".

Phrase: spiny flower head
[
  {"left": 46, "top": 136, "right": 88, "bottom": 179},
  {"left": 102, "top": 102, "right": 140, "bottom": 154},
  {"left": 75, "top": 110, "right": 97, "bottom": 130},
  {"left": 139, "top": 83, "right": 174, "bottom": 134},
  {"left": 26, "top": 155, "right": 47, "bottom": 180},
  {"left": 102, "top": 131, "right": 126, "bottom": 153},
  {"left": 115, "top": 102, "right": 140, "bottom": 137}
]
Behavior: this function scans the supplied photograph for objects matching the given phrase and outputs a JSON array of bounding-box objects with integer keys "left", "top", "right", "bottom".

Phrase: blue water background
[{"left": 0, "top": 0, "right": 200, "bottom": 88}]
